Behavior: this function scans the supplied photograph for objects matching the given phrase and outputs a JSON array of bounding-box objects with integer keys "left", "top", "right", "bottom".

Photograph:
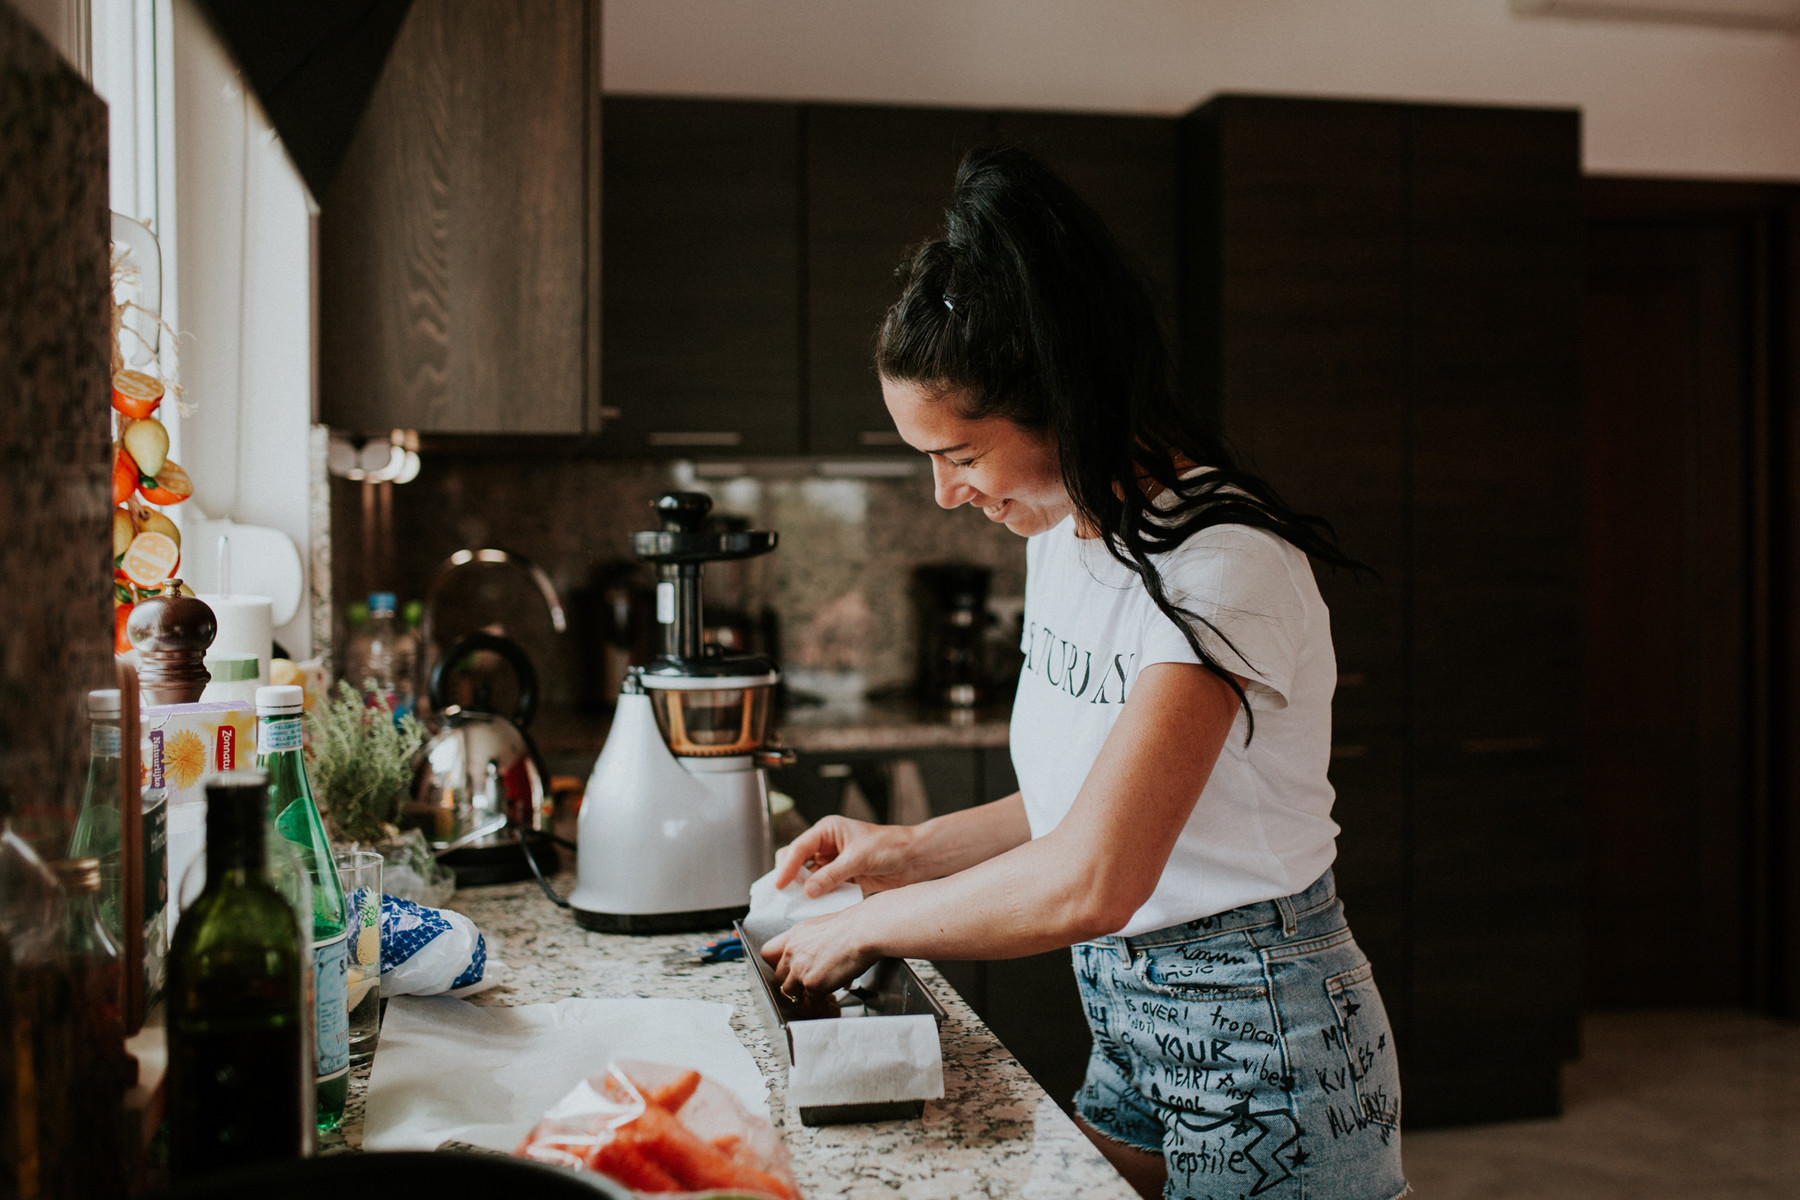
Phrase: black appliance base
[
  {"left": 571, "top": 903, "right": 749, "bottom": 935},
  {"left": 440, "top": 835, "right": 559, "bottom": 888}
]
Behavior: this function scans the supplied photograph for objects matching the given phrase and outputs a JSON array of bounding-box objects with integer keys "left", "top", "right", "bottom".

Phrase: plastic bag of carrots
[{"left": 515, "top": 1060, "right": 803, "bottom": 1199}]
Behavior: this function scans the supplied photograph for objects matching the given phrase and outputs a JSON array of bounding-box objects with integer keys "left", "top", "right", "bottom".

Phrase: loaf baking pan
[{"left": 735, "top": 921, "right": 947, "bottom": 1125}]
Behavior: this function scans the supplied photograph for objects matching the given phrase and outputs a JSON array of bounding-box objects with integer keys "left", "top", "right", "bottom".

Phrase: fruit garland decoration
[{"left": 110, "top": 249, "right": 194, "bottom": 653}]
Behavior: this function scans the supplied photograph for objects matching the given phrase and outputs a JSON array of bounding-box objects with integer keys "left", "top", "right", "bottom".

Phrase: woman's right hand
[{"left": 774, "top": 815, "right": 925, "bottom": 897}]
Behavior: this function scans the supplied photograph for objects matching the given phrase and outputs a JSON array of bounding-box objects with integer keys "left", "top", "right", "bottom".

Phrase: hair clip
[{"left": 942, "top": 294, "right": 955, "bottom": 312}]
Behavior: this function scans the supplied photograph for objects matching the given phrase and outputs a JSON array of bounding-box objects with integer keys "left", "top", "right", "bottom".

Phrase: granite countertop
[
  {"left": 774, "top": 695, "right": 1011, "bottom": 754},
  {"left": 325, "top": 875, "right": 1131, "bottom": 1200}
]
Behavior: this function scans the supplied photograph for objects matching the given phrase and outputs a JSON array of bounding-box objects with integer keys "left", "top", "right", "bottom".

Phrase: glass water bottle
[
  {"left": 68, "top": 687, "right": 168, "bottom": 1002},
  {"left": 254, "top": 684, "right": 350, "bottom": 1131}
]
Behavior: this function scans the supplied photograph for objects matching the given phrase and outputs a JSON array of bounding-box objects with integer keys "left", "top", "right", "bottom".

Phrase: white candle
[{"left": 197, "top": 593, "right": 274, "bottom": 684}]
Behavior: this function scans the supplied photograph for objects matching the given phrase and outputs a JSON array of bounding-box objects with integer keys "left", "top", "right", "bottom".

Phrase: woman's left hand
[{"left": 761, "top": 906, "right": 879, "bottom": 999}]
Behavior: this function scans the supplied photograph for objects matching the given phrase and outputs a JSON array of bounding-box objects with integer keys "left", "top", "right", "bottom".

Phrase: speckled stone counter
[
  {"left": 775, "top": 697, "right": 1011, "bottom": 754},
  {"left": 325, "top": 875, "right": 1132, "bottom": 1199}
]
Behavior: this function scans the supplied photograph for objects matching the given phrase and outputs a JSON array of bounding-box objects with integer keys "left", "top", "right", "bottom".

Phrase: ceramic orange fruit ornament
[
  {"left": 114, "top": 601, "right": 134, "bottom": 654},
  {"left": 111, "top": 368, "right": 164, "bottom": 419},
  {"left": 137, "top": 459, "right": 192, "bottom": 506},
  {"left": 120, "top": 530, "right": 180, "bottom": 588},
  {"left": 112, "top": 447, "right": 139, "bottom": 506}
]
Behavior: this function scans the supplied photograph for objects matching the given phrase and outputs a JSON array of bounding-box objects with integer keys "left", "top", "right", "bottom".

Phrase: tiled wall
[{"left": 330, "top": 454, "right": 1027, "bottom": 714}]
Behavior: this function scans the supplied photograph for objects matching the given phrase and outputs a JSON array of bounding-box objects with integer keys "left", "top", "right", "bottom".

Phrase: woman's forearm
[
  {"left": 852, "top": 827, "right": 1111, "bottom": 961},
  {"left": 901, "top": 792, "right": 1032, "bottom": 881},
  {"left": 849, "top": 664, "right": 1244, "bottom": 962},
  {"left": 765, "top": 665, "right": 1239, "bottom": 993}
]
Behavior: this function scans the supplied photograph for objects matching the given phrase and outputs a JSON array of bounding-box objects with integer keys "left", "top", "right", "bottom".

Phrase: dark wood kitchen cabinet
[
  {"left": 598, "top": 99, "right": 1178, "bottom": 457},
  {"left": 596, "top": 99, "right": 802, "bottom": 456},
  {"left": 319, "top": 0, "right": 601, "bottom": 435},
  {"left": 1182, "top": 95, "right": 1582, "bottom": 1127},
  {"left": 804, "top": 105, "right": 992, "bottom": 455}
]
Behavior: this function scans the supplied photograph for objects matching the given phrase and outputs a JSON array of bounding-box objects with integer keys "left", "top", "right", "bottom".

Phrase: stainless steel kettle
[{"left": 407, "top": 632, "right": 554, "bottom": 885}]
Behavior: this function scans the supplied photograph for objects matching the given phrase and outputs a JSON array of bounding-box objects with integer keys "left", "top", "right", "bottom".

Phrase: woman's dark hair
[{"left": 876, "top": 144, "right": 1363, "bottom": 735}]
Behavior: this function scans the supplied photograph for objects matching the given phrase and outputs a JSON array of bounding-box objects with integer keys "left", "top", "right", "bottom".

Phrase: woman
[{"left": 763, "top": 145, "right": 1406, "bottom": 1200}]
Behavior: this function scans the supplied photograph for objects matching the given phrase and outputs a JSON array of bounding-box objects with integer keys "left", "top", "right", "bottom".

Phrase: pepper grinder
[{"left": 127, "top": 581, "right": 216, "bottom": 705}]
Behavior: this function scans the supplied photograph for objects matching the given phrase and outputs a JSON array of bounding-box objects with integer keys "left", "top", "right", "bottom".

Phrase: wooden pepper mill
[{"left": 127, "top": 581, "right": 216, "bottom": 705}]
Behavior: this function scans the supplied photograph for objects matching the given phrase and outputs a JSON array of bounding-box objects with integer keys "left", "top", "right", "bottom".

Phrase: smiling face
[{"left": 882, "top": 376, "right": 1074, "bottom": 538}]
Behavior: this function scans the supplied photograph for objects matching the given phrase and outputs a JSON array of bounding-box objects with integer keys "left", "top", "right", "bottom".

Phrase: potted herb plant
[{"left": 305, "top": 681, "right": 452, "bottom": 904}]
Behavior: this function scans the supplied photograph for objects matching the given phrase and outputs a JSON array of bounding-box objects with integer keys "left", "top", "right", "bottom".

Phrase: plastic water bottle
[{"left": 344, "top": 591, "right": 418, "bottom": 719}]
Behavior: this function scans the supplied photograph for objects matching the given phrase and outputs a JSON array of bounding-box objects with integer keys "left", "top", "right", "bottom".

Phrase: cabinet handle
[
  {"left": 858, "top": 430, "right": 906, "bottom": 447},
  {"left": 647, "top": 431, "right": 743, "bottom": 447}
]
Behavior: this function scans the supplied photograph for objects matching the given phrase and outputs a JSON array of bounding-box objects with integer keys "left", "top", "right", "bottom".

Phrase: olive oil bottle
[{"left": 166, "top": 770, "right": 309, "bottom": 1180}]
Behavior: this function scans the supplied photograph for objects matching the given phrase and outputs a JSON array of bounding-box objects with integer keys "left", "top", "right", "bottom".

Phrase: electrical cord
[{"left": 519, "top": 829, "right": 568, "bottom": 908}]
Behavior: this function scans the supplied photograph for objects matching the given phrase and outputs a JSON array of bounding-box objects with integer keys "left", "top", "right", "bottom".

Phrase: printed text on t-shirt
[{"left": 1021, "top": 621, "right": 1137, "bottom": 704}]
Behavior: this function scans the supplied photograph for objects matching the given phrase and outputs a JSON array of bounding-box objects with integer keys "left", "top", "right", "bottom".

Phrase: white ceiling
[
  {"left": 604, "top": 0, "right": 1800, "bottom": 180},
  {"left": 1516, "top": 0, "right": 1800, "bottom": 29}
]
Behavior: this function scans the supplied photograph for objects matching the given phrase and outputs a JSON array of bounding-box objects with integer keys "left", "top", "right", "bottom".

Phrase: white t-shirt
[{"left": 1009, "top": 513, "right": 1339, "bottom": 937}]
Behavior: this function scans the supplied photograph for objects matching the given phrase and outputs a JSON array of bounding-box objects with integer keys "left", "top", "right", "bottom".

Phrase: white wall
[
  {"left": 604, "top": 0, "right": 1800, "bottom": 181},
  {"left": 167, "top": 0, "right": 314, "bottom": 657}
]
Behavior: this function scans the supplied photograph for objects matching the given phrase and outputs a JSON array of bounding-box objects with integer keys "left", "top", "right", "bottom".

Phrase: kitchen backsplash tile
[{"left": 330, "top": 455, "right": 1025, "bottom": 713}]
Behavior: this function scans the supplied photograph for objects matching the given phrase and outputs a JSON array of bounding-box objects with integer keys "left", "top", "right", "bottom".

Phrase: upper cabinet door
[
  {"left": 598, "top": 98, "right": 802, "bottom": 458},
  {"left": 319, "top": 0, "right": 599, "bottom": 435},
  {"left": 1189, "top": 97, "right": 1413, "bottom": 733},
  {"left": 805, "top": 105, "right": 990, "bottom": 457}
]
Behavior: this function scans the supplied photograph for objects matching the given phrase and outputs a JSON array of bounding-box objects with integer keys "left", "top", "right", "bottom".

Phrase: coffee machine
[
  {"left": 569, "top": 493, "right": 785, "bottom": 932},
  {"left": 915, "top": 564, "right": 993, "bottom": 708}
]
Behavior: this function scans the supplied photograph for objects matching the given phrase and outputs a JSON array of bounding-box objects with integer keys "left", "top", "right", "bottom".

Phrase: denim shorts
[{"left": 1073, "top": 870, "right": 1407, "bottom": 1200}]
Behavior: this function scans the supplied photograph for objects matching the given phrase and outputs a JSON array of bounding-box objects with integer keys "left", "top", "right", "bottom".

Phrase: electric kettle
[{"left": 407, "top": 632, "right": 556, "bottom": 885}]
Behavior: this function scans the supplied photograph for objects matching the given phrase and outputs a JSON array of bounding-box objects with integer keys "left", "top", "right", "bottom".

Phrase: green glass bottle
[
  {"left": 166, "top": 771, "right": 309, "bottom": 1180},
  {"left": 254, "top": 684, "right": 350, "bottom": 1131},
  {"left": 68, "top": 688, "right": 168, "bottom": 1002},
  {"left": 67, "top": 690, "right": 123, "bottom": 934}
]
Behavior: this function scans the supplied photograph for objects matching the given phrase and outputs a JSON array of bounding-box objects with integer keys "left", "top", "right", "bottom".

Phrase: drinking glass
[{"left": 334, "top": 848, "right": 382, "bottom": 1068}]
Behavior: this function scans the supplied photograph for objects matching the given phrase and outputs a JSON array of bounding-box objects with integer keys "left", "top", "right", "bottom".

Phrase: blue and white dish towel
[{"left": 379, "top": 894, "right": 503, "bottom": 997}]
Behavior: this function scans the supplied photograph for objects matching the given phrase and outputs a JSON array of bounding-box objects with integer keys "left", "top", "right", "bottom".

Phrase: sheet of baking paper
[
  {"left": 742, "top": 858, "right": 862, "bottom": 945},
  {"left": 363, "top": 995, "right": 767, "bottom": 1152},
  {"left": 785, "top": 1012, "right": 944, "bottom": 1107}
]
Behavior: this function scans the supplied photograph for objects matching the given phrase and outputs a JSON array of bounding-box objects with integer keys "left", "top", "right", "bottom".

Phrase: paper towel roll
[{"left": 198, "top": 593, "right": 274, "bottom": 684}]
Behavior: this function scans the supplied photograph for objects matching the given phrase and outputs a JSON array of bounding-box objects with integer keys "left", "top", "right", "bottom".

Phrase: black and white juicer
[{"left": 569, "top": 492, "right": 786, "bottom": 932}]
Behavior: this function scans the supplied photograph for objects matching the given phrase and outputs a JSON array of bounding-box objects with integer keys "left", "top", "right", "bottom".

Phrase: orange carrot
[
  {"left": 601, "top": 1070, "right": 638, "bottom": 1106},
  {"left": 591, "top": 1130, "right": 683, "bottom": 1192},
  {"left": 646, "top": 1069, "right": 702, "bottom": 1114},
  {"left": 628, "top": 1104, "right": 799, "bottom": 1199},
  {"left": 515, "top": 1129, "right": 600, "bottom": 1173}
]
